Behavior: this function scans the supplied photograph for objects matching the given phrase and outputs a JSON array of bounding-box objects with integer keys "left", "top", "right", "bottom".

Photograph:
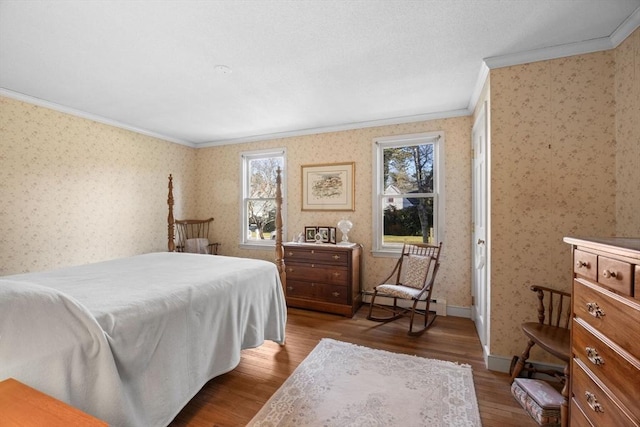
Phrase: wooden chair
[
  {"left": 174, "top": 218, "right": 220, "bottom": 255},
  {"left": 366, "top": 242, "right": 442, "bottom": 336},
  {"left": 509, "top": 285, "right": 571, "bottom": 383}
]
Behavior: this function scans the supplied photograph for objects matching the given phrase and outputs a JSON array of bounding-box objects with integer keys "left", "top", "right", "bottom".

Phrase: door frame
[{"left": 471, "top": 100, "right": 490, "bottom": 365}]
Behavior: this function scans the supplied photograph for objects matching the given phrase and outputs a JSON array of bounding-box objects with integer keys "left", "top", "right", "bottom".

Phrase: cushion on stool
[{"left": 511, "top": 378, "right": 563, "bottom": 427}]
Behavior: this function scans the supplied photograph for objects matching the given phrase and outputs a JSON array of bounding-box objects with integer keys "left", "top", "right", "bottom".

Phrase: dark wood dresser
[
  {"left": 283, "top": 242, "right": 362, "bottom": 317},
  {"left": 564, "top": 237, "right": 640, "bottom": 427}
]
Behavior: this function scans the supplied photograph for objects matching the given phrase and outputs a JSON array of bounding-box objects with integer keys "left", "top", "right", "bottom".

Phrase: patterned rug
[{"left": 248, "top": 338, "right": 482, "bottom": 426}]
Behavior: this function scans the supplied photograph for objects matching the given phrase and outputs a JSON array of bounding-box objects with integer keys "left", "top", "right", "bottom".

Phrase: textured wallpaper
[
  {"left": 615, "top": 28, "right": 640, "bottom": 236},
  {"left": 0, "top": 96, "right": 198, "bottom": 274},
  {"left": 489, "top": 45, "right": 635, "bottom": 362},
  {"left": 196, "top": 117, "right": 473, "bottom": 309}
]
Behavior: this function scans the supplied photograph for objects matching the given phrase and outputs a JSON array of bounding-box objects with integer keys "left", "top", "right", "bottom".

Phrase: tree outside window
[
  {"left": 242, "top": 150, "right": 285, "bottom": 245},
  {"left": 373, "top": 132, "right": 443, "bottom": 253}
]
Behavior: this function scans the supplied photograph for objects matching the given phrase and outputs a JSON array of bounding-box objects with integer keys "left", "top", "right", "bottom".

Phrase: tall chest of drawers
[
  {"left": 283, "top": 243, "right": 362, "bottom": 317},
  {"left": 564, "top": 237, "right": 640, "bottom": 427}
]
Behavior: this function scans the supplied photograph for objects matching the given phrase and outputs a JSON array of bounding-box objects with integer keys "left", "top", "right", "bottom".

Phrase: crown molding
[
  {"left": 484, "top": 8, "right": 639, "bottom": 70},
  {"left": 610, "top": 6, "right": 640, "bottom": 47},
  {"left": 467, "top": 61, "right": 490, "bottom": 113},
  {"left": 483, "top": 37, "right": 614, "bottom": 70},
  {"left": 0, "top": 88, "right": 196, "bottom": 147},
  {"left": 194, "top": 108, "right": 472, "bottom": 148}
]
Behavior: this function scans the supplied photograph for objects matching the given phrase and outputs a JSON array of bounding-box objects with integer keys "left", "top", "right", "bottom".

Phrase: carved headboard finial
[{"left": 168, "top": 174, "right": 175, "bottom": 252}]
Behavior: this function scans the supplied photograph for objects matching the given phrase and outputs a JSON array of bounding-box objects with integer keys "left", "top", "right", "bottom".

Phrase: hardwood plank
[{"left": 169, "top": 307, "right": 537, "bottom": 427}]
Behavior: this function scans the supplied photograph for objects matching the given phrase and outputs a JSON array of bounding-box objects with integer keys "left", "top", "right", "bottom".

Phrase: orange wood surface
[{"left": 0, "top": 378, "right": 107, "bottom": 427}]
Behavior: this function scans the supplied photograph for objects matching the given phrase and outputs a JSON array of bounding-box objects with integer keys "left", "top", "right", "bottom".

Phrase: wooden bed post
[
  {"left": 275, "top": 167, "right": 286, "bottom": 288},
  {"left": 168, "top": 174, "right": 175, "bottom": 252}
]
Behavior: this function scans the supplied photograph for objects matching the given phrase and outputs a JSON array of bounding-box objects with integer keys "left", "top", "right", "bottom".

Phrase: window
[
  {"left": 372, "top": 132, "right": 444, "bottom": 256},
  {"left": 240, "top": 149, "right": 286, "bottom": 248}
]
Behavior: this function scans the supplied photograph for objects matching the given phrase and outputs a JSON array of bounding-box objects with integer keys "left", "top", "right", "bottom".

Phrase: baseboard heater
[{"left": 361, "top": 291, "right": 447, "bottom": 316}]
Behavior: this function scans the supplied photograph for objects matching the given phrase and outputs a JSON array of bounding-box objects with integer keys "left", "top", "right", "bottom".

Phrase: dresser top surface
[
  {"left": 564, "top": 236, "right": 640, "bottom": 256},
  {"left": 284, "top": 242, "right": 361, "bottom": 251}
]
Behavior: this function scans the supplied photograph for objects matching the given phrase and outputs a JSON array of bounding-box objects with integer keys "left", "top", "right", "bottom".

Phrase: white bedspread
[{"left": 0, "top": 252, "right": 287, "bottom": 426}]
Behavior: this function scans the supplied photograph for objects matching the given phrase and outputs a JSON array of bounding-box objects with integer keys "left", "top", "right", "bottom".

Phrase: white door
[{"left": 472, "top": 101, "right": 489, "bottom": 354}]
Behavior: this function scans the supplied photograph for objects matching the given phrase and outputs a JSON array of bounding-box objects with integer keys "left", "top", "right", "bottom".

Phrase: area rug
[{"left": 247, "top": 338, "right": 482, "bottom": 426}]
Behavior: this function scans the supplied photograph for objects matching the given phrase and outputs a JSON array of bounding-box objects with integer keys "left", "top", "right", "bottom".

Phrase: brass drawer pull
[
  {"left": 602, "top": 269, "right": 617, "bottom": 279},
  {"left": 332, "top": 272, "right": 340, "bottom": 277},
  {"left": 286, "top": 286, "right": 293, "bottom": 291},
  {"left": 575, "top": 260, "right": 590, "bottom": 269},
  {"left": 286, "top": 267, "right": 294, "bottom": 273},
  {"left": 585, "top": 391, "right": 604, "bottom": 413},
  {"left": 332, "top": 291, "right": 340, "bottom": 297},
  {"left": 332, "top": 255, "right": 340, "bottom": 260},
  {"left": 585, "top": 347, "right": 604, "bottom": 365},
  {"left": 287, "top": 251, "right": 294, "bottom": 256},
  {"left": 311, "top": 250, "right": 315, "bottom": 254},
  {"left": 586, "top": 302, "right": 605, "bottom": 318}
]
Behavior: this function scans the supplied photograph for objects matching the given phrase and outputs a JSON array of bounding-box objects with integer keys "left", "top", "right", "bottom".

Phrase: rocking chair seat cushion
[
  {"left": 521, "top": 323, "right": 570, "bottom": 362},
  {"left": 375, "top": 283, "right": 426, "bottom": 300}
]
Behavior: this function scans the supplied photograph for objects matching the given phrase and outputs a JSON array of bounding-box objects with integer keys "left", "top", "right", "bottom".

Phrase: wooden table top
[{"left": 0, "top": 378, "right": 107, "bottom": 427}]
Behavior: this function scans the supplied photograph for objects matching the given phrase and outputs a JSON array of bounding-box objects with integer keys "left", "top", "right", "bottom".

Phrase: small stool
[{"left": 511, "top": 378, "right": 563, "bottom": 427}]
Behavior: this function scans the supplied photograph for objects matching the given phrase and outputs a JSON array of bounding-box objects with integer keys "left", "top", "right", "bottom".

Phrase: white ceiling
[{"left": 1, "top": 1, "right": 639, "bottom": 147}]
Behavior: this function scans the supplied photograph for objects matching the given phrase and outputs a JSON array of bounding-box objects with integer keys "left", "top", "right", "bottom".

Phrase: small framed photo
[
  {"left": 317, "top": 226, "right": 330, "bottom": 243},
  {"left": 304, "top": 226, "right": 317, "bottom": 242},
  {"left": 329, "top": 227, "right": 337, "bottom": 244}
]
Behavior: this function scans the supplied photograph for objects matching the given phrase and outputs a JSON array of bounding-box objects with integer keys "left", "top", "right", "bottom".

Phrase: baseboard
[
  {"left": 361, "top": 292, "right": 472, "bottom": 319},
  {"left": 446, "top": 305, "right": 470, "bottom": 318},
  {"left": 487, "top": 353, "right": 565, "bottom": 380},
  {"left": 361, "top": 293, "right": 448, "bottom": 316}
]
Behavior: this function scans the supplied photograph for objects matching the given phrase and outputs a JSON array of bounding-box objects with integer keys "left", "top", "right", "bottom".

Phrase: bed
[{"left": 0, "top": 171, "right": 287, "bottom": 426}]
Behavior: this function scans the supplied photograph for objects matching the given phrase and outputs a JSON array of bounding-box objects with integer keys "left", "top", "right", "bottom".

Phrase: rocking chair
[
  {"left": 175, "top": 218, "right": 221, "bottom": 255},
  {"left": 367, "top": 242, "right": 442, "bottom": 336}
]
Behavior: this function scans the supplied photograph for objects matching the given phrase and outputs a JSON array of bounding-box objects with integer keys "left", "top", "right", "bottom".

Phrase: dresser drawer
[
  {"left": 285, "top": 263, "right": 349, "bottom": 286},
  {"left": 598, "top": 255, "right": 633, "bottom": 296},
  {"left": 572, "top": 358, "right": 638, "bottom": 427},
  {"left": 285, "top": 280, "right": 349, "bottom": 304},
  {"left": 284, "top": 247, "right": 349, "bottom": 266},
  {"left": 570, "top": 398, "right": 594, "bottom": 427},
  {"left": 574, "top": 249, "right": 597, "bottom": 281},
  {"left": 573, "top": 279, "right": 640, "bottom": 355},
  {"left": 572, "top": 318, "right": 640, "bottom": 419}
]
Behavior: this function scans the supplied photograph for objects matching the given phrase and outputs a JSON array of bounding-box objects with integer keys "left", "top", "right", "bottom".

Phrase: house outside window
[
  {"left": 372, "top": 132, "right": 444, "bottom": 256},
  {"left": 240, "top": 148, "right": 286, "bottom": 248}
]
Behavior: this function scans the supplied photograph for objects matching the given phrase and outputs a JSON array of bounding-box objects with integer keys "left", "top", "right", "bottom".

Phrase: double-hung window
[
  {"left": 240, "top": 148, "right": 286, "bottom": 248},
  {"left": 372, "top": 132, "right": 444, "bottom": 256}
]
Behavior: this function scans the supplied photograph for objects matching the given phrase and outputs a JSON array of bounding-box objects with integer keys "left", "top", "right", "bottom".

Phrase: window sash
[
  {"left": 372, "top": 132, "right": 443, "bottom": 255},
  {"left": 240, "top": 149, "right": 285, "bottom": 247}
]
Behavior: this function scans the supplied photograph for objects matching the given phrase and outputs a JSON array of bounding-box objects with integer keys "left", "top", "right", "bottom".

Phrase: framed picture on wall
[
  {"left": 301, "top": 162, "right": 355, "bottom": 211},
  {"left": 304, "top": 226, "right": 317, "bottom": 242}
]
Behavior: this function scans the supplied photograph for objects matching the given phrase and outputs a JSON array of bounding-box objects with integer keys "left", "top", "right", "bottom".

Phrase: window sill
[
  {"left": 371, "top": 249, "right": 402, "bottom": 258},
  {"left": 239, "top": 242, "right": 275, "bottom": 251}
]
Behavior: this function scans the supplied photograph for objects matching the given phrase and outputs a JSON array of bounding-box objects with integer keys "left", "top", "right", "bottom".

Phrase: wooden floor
[{"left": 169, "top": 306, "right": 537, "bottom": 427}]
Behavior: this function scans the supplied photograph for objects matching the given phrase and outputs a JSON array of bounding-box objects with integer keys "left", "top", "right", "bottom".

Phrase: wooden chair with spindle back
[
  {"left": 510, "top": 285, "right": 572, "bottom": 382},
  {"left": 174, "top": 218, "right": 220, "bottom": 255}
]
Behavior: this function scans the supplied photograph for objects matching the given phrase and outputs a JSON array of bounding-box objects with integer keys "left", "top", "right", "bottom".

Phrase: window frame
[
  {"left": 371, "top": 131, "right": 445, "bottom": 257},
  {"left": 239, "top": 148, "right": 287, "bottom": 250}
]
